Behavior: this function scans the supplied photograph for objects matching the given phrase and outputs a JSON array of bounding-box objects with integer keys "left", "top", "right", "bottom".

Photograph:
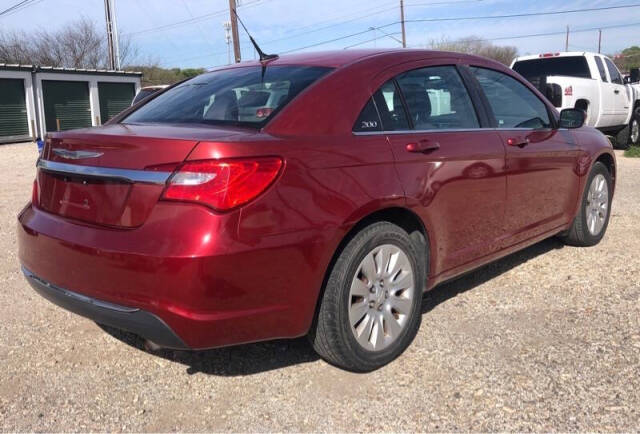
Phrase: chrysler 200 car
[{"left": 18, "top": 49, "right": 615, "bottom": 371}]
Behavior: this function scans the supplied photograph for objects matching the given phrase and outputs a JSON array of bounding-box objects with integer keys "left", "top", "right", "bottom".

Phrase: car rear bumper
[
  {"left": 22, "top": 266, "right": 188, "bottom": 349},
  {"left": 17, "top": 202, "right": 334, "bottom": 350}
]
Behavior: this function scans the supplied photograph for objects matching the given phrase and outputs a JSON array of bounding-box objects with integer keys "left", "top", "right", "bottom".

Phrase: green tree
[{"left": 612, "top": 46, "right": 640, "bottom": 73}]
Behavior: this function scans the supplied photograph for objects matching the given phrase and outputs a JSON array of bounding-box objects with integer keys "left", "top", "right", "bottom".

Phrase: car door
[
  {"left": 360, "top": 64, "right": 507, "bottom": 275},
  {"left": 469, "top": 66, "right": 581, "bottom": 246},
  {"left": 603, "top": 57, "right": 630, "bottom": 125}
]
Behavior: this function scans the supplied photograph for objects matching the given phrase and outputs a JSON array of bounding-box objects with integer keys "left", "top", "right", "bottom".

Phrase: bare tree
[
  {"left": 0, "top": 17, "right": 139, "bottom": 69},
  {"left": 429, "top": 36, "right": 518, "bottom": 66}
]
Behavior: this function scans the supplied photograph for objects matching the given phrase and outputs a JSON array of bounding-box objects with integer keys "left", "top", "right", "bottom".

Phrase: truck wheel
[
  {"left": 630, "top": 106, "right": 640, "bottom": 146},
  {"left": 309, "top": 222, "right": 425, "bottom": 372},
  {"left": 615, "top": 124, "right": 631, "bottom": 149}
]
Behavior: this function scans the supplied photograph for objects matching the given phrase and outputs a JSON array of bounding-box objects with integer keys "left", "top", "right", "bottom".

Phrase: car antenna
[{"left": 232, "top": 8, "right": 278, "bottom": 63}]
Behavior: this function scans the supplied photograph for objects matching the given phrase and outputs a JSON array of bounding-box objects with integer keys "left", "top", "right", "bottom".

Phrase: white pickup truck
[{"left": 511, "top": 52, "right": 640, "bottom": 148}]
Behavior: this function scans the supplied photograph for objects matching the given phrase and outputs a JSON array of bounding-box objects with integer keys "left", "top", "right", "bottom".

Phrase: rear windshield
[
  {"left": 124, "top": 65, "right": 332, "bottom": 128},
  {"left": 513, "top": 56, "right": 592, "bottom": 80}
]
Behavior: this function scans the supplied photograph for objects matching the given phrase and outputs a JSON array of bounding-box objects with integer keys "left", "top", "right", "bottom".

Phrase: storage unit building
[
  {"left": 0, "top": 65, "right": 141, "bottom": 143},
  {"left": 0, "top": 66, "right": 37, "bottom": 144}
]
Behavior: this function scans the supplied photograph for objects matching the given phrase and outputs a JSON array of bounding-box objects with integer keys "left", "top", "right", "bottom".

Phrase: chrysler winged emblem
[{"left": 52, "top": 148, "right": 104, "bottom": 160}]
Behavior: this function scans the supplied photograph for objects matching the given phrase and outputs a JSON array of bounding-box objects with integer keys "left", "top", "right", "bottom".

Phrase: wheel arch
[
  {"left": 595, "top": 151, "right": 616, "bottom": 193},
  {"left": 307, "top": 206, "right": 430, "bottom": 333},
  {"left": 575, "top": 98, "right": 590, "bottom": 110}
]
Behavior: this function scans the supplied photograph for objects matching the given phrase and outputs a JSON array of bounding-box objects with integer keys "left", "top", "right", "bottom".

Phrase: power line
[
  {"left": 285, "top": 4, "right": 640, "bottom": 53},
  {"left": 343, "top": 32, "right": 403, "bottom": 49},
  {"left": 408, "top": 21, "right": 640, "bottom": 46},
  {"left": 122, "top": 0, "right": 264, "bottom": 38},
  {"left": 393, "top": 3, "right": 640, "bottom": 26},
  {"left": 0, "top": 0, "right": 40, "bottom": 17},
  {"left": 156, "top": 0, "right": 486, "bottom": 65},
  {"left": 259, "top": 0, "right": 483, "bottom": 47}
]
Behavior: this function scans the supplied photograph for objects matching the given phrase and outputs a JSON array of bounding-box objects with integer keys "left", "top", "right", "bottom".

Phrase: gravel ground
[{"left": 1, "top": 142, "right": 639, "bottom": 432}]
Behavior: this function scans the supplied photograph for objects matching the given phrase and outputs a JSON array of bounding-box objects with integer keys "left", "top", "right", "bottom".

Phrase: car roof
[{"left": 209, "top": 49, "right": 495, "bottom": 71}]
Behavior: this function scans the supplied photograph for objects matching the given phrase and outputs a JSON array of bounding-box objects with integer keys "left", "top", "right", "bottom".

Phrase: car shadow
[
  {"left": 100, "top": 237, "right": 564, "bottom": 376},
  {"left": 421, "top": 237, "right": 564, "bottom": 314}
]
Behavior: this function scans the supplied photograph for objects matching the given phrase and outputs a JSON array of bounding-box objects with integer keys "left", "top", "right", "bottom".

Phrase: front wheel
[
  {"left": 560, "top": 162, "right": 612, "bottom": 247},
  {"left": 309, "top": 222, "right": 425, "bottom": 372}
]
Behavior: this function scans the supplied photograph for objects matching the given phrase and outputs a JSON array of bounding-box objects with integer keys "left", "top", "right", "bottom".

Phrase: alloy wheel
[
  {"left": 586, "top": 173, "right": 609, "bottom": 236},
  {"left": 348, "top": 244, "right": 415, "bottom": 351}
]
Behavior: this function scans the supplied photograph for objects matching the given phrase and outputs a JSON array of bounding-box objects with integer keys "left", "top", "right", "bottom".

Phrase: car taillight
[
  {"left": 565, "top": 86, "right": 573, "bottom": 96},
  {"left": 162, "top": 157, "right": 283, "bottom": 211}
]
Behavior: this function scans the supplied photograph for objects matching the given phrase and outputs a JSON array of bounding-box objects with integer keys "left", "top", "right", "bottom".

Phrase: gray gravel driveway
[{"left": 1, "top": 142, "right": 639, "bottom": 432}]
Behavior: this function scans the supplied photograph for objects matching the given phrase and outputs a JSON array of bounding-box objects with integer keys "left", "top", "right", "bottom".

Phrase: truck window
[
  {"left": 604, "top": 58, "right": 623, "bottom": 85},
  {"left": 594, "top": 57, "right": 608, "bottom": 82},
  {"left": 512, "top": 56, "right": 592, "bottom": 80}
]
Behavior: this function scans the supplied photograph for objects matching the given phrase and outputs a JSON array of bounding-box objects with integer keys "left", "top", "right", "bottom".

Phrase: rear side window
[
  {"left": 395, "top": 66, "right": 478, "bottom": 130},
  {"left": 472, "top": 67, "right": 551, "bottom": 129},
  {"left": 353, "top": 98, "right": 382, "bottom": 132},
  {"left": 512, "top": 56, "right": 592, "bottom": 80},
  {"left": 594, "top": 57, "right": 608, "bottom": 82},
  {"left": 370, "top": 80, "right": 411, "bottom": 131},
  {"left": 605, "top": 58, "right": 623, "bottom": 84},
  {"left": 124, "top": 65, "right": 332, "bottom": 128}
]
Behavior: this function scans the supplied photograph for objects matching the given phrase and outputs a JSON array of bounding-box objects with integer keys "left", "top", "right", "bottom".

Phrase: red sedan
[{"left": 18, "top": 49, "right": 615, "bottom": 371}]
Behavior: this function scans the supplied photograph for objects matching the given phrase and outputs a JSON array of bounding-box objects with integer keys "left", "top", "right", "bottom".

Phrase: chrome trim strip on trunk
[
  {"left": 37, "top": 159, "right": 171, "bottom": 185},
  {"left": 21, "top": 266, "right": 139, "bottom": 313}
]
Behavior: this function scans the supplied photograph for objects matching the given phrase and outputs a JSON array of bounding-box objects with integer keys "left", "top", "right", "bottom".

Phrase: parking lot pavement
[{"left": 1, "top": 142, "right": 639, "bottom": 432}]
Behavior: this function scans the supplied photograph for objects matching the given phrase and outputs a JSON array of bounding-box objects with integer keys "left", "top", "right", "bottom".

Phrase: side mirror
[
  {"left": 559, "top": 108, "right": 585, "bottom": 129},
  {"left": 631, "top": 68, "right": 640, "bottom": 84}
]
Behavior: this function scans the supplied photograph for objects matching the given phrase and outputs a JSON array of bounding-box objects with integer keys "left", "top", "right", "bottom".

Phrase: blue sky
[{"left": 2, "top": 0, "right": 639, "bottom": 68}]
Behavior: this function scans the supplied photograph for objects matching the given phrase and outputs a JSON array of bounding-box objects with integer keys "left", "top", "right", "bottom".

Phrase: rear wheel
[
  {"left": 630, "top": 106, "right": 640, "bottom": 146},
  {"left": 309, "top": 222, "right": 425, "bottom": 372},
  {"left": 615, "top": 106, "right": 640, "bottom": 149},
  {"left": 561, "top": 162, "right": 612, "bottom": 247}
]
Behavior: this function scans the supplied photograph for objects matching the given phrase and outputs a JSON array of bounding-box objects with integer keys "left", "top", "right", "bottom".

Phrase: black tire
[
  {"left": 309, "top": 222, "right": 426, "bottom": 372},
  {"left": 560, "top": 162, "right": 612, "bottom": 247},
  {"left": 629, "top": 105, "right": 640, "bottom": 146},
  {"left": 615, "top": 124, "right": 631, "bottom": 149}
]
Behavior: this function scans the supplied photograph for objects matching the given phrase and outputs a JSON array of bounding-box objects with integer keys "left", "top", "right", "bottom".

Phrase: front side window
[
  {"left": 471, "top": 67, "right": 551, "bottom": 129},
  {"left": 594, "top": 56, "right": 608, "bottom": 82},
  {"left": 604, "top": 58, "right": 623, "bottom": 85},
  {"left": 395, "top": 66, "right": 479, "bottom": 130},
  {"left": 124, "top": 65, "right": 332, "bottom": 128}
]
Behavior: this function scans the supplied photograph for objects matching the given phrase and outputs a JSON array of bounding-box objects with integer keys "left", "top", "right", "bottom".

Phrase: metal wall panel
[
  {"left": 0, "top": 78, "right": 30, "bottom": 141},
  {"left": 98, "top": 82, "right": 135, "bottom": 123},
  {"left": 42, "top": 80, "right": 92, "bottom": 132}
]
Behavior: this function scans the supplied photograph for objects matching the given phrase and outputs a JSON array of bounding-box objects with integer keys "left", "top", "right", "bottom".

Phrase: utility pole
[
  {"left": 565, "top": 25, "right": 569, "bottom": 52},
  {"left": 400, "top": 0, "right": 406, "bottom": 48},
  {"left": 104, "top": 0, "right": 117, "bottom": 70},
  {"left": 598, "top": 29, "right": 602, "bottom": 53},
  {"left": 228, "top": 0, "right": 241, "bottom": 63}
]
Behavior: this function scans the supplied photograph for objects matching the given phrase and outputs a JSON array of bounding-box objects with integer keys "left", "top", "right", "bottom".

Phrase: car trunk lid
[{"left": 36, "top": 124, "right": 255, "bottom": 228}]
